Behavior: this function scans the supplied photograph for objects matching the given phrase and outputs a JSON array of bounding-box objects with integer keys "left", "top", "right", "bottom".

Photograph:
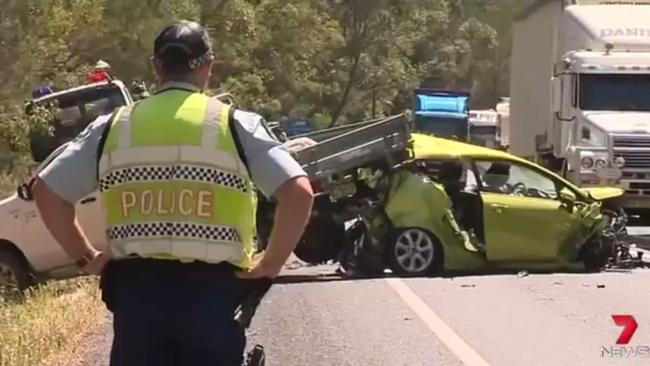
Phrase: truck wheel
[
  {"left": 387, "top": 227, "right": 443, "bottom": 276},
  {"left": 0, "top": 250, "right": 32, "bottom": 293}
]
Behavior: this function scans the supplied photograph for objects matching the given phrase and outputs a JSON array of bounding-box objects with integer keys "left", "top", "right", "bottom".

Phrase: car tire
[
  {"left": 387, "top": 227, "right": 443, "bottom": 276},
  {"left": 0, "top": 250, "right": 33, "bottom": 293}
]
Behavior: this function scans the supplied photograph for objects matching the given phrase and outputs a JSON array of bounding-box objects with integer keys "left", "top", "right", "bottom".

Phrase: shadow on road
[{"left": 274, "top": 266, "right": 640, "bottom": 286}]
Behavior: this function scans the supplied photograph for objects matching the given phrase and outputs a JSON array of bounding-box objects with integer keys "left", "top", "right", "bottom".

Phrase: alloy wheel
[{"left": 393, "top": 228, "right": 435, "bottom": 273}]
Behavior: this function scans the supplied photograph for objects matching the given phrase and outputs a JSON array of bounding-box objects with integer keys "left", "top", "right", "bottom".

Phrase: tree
[{"left": 0, "top": 0, "right": 523, "bottom": 190}]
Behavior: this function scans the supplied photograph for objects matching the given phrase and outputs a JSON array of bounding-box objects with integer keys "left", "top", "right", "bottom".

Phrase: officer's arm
[
  {"left": 32, "top": 115, "right": 111, "bottom": 262},
  {"left": 232, "top": 111, "right": 314, "bottom": 273},
  {"left": 259, "top": 176, "right": 313, "bottom": 273}
]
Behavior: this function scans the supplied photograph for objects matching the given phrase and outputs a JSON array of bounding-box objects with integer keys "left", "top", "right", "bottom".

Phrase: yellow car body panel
[
  {"left": 580, "top": 187, "right": 625, "bottom": 201},
  {"left": 383, "top": 170, "right": 487, "bottom": 271},
  {"left": 380, "top": 133, "right": 617, "bottom": 272}
]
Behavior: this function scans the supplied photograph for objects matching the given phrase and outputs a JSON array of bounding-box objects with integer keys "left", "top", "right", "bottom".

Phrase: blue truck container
[{"left": 413, "top": 89, "right": 470, "bottom": 140}]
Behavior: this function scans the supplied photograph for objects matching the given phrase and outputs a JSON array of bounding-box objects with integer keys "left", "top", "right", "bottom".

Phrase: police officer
[{"left": 32, "top": 20, "right": 314, "bottom": 366}]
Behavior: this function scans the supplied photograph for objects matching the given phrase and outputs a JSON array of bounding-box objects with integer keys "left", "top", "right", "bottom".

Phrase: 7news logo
[{"left": 600, "top": 315, "right": 650, "bottom": 358}]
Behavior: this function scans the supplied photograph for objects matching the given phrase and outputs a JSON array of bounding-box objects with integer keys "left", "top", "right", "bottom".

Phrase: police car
[{"left": 0, "top": 70, "right": 134, "bottom": 291}]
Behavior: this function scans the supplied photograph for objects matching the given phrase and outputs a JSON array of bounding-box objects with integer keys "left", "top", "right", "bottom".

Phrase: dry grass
[
  {"left": 0, "top": 277, "right": 104, "bottom": 366},
  {"left": 0, "top": 172, "right": 18, "bottom": 199}
]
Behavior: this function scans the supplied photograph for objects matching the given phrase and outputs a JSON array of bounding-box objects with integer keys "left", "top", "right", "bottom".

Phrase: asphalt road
[{"left": 78, "top": 230, "right": 650, "bottom": 366}]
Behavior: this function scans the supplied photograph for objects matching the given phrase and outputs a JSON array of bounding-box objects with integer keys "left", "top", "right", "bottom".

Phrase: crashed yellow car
[
  {"left": 261, "top": 115, "right": 636, "bottom": 276},
  {"left": 366, "top": 133, "right": 630, "bottom": 275}
]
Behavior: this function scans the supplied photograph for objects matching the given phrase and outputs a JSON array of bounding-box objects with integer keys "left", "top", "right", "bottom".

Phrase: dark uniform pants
[{"left": 101, "top": 258, "right": 246, "bottom": 366}]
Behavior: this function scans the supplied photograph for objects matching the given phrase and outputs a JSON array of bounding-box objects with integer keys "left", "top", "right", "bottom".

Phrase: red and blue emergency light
[{"left": 88, "top": 70, "right": 111, "bottom": 83}]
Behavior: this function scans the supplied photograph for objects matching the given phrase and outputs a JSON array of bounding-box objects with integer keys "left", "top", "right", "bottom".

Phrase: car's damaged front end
[
  {"left": 366, "top": 134, "right": 642, "bottom": 275},
  {"left": 576, "top": 188, "right": 644, "bottom": 271}
]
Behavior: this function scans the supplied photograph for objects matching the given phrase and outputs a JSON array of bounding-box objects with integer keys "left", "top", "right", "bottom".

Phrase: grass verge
[{"left": 0, "top": 277, "right": 104, "bottom": 366}]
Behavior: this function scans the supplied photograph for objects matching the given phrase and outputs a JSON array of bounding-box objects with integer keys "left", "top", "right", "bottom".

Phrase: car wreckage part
[
  {"left": 600, "top": 208, "right": 647, "bottom": 270},
  {"left": 338, "top": 219, "right": 386, "bottom": 275},
  {"left": 243, "top": 345, "right": 265, "bottom": 366},
  {"left": 293, "top": 214, "right": 346, "bottom": 264},
  {"left": 387, "top": 227, "right": 443, "bottom": 276},
  {"left": 579, "top": 207, "right": 644, "bottom": 272}
]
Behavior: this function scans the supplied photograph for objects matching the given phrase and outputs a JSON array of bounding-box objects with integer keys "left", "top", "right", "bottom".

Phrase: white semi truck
[
  {"left": 495, "top": 97, "right": 510, "bottom": 149},
  {"left": 468, "top": 109, "right": 499, "bottom": 148},
  {"left": 509, "top": 0, "right": 650, "bottom": 210}
]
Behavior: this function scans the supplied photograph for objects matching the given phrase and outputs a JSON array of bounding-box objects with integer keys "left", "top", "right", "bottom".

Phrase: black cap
[{"left": 153, "top": 20, "right": 213, "bottom": 72}]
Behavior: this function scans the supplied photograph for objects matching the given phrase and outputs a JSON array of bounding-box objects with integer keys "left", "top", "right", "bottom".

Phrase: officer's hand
[
  {"left": 236, "top": 259, "right": 281, "bottom": 279},
  {"left": 82, "top": 251, "right": 112, "bottom": 276}
]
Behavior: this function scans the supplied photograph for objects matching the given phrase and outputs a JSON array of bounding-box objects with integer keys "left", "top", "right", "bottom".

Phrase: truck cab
[
  {"left": 468, "top": 110, "right": 499, "bottom": 148},
  {"left": 495, "top": 97, "right": 510, "bottom": 150},
  {"left": 412, "top": 89, "right": 470, "bottom": 141},
  {"left": 510, "top": 0, "right": 650, "bottom": 211},
  {"left": 0, "top": 71, "right": 133, "bottom": 291}
]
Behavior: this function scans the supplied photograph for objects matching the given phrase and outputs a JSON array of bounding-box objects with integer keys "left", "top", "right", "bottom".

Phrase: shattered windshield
[{"left": 579, "top": 73, "right": 650, "bottom": 111}]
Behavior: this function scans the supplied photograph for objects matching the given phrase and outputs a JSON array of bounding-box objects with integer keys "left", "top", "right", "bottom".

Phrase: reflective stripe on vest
[{"left": 98, "top": 91, "right": 256, "bottom": 268}]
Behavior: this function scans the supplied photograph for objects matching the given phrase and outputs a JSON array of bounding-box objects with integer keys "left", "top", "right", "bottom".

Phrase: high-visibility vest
[{"left": 97, "top": 89, "right": 257, "bottom": 269}]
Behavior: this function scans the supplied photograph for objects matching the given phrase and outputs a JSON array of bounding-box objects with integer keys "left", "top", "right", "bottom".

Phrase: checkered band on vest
[
  {"left": 99, "top": 164, "right": 248, "bottom": 192},
  {"left": 108, "top": 222, "right": 242, "bottom": 243}
]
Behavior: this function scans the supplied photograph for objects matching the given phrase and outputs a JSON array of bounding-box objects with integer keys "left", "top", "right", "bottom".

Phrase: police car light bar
[
  {"left": 88, "top": 70, "right": 111, "bottom": 83},
  {"left": 32, "top": 86, "right": 55, "bottom": 99}
]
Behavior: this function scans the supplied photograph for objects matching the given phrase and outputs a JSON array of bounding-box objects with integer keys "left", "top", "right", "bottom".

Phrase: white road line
[{"left": 385, "top": 278, "right": 492, "bottom": 366}]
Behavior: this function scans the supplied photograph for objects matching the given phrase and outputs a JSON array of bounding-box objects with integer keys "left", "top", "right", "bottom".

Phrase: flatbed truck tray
[
  {"left": 292, "top": 114, "right": 412, "bottom": 189},
  {"left": 291, "top": 116, "right": 390, "bottom": 143}
]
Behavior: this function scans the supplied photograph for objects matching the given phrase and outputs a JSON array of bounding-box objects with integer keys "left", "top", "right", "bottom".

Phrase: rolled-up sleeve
[
  {"left": 232, "top": 110, "right": 307, "bottom": 199},
  {"left": 37, "top": 114, "right": 112, "bottom": 203}
]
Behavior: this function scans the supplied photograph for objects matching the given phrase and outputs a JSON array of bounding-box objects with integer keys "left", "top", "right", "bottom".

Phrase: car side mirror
[{"left": 17, "top": 178, "right": 36, "bottom": 201}]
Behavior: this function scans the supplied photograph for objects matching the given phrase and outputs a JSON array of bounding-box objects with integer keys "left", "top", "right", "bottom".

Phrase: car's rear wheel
[
  {"left": 387, "top": 227, "right": 443, "bottom": 276},
  {"left": 0, "top": 250, "right": 32, "bottom": 295}
]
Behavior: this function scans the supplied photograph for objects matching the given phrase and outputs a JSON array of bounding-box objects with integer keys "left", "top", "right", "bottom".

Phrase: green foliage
[{"left": 0, "top": 0, "right": 524, "bottom": 185}]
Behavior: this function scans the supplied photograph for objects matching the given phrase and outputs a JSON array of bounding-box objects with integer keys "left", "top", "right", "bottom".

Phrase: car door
[
  {"left": 21, "top": 196, "right": 72, "bottom": 271},
  {"left": 22, "top": 190, "right": 108, "bottom": 272},
  {"left": 473, "top": 159, "right": 583, "bottom": 262},
  {"left": 20, "top": 146, "right": 72, "bottom": 271},
  {"left": 21, "top": 143, "right": 108, "bottom": 272}
]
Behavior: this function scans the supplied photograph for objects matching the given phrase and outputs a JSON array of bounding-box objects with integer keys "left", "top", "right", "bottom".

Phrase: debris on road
[
  {"left": 284, "top": 261, "right": 304, "bottom": 270},
  {"left": 517, "top": 270, "right": 529, "bottom": 278}
]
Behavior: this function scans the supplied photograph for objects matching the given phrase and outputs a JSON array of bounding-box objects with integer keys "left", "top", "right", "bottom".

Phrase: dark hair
[
  {"left": 486, "top": 162, "right": 510, "bottom": 175},
  {"left": 153, "top": 20, "right": 213, "bottom": 75}
]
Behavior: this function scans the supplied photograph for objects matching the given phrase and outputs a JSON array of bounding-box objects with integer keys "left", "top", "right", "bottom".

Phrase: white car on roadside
[{"left": 0, "top": 75, "right": 133, "bottom": 291}]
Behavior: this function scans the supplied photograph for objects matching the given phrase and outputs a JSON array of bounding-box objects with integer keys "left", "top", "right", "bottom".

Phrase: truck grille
[{"left": 613, "top": 135, "right": 650, "bottom": 169}]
